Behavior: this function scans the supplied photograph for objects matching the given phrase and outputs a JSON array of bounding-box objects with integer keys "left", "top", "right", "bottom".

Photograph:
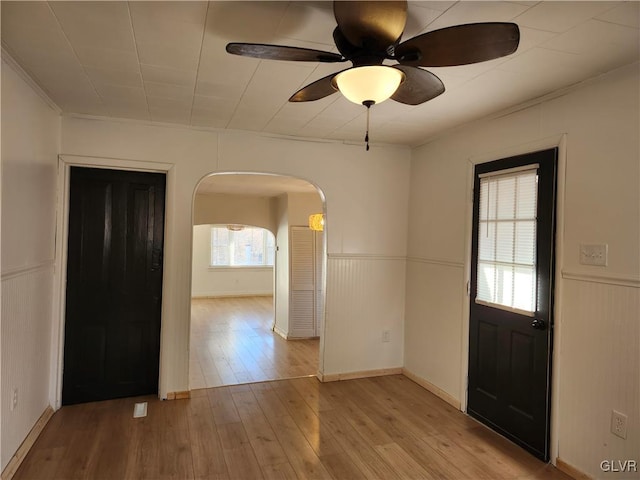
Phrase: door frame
[
  {"left": 189, "top": 172, "right": 329, "bottom": 382},
  {"left": 51, "top": 154, "right": 174, "bottom": 409},
  {"left": 460, "top": 134, "right": 568, "bottom": 463}
]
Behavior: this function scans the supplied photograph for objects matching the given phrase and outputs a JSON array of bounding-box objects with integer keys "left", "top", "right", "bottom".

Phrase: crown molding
[{"left": 2, "top": 45, "right": 62, "bottom": 115}]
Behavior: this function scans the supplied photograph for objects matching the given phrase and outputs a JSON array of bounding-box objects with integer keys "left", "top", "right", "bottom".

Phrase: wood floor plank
[
  {"left": 129, "top": 398, "right": 194, "bottom": 480},
  {"left": 14, "top": 375, "right": 573, "bottom": 480},
  {"left": 217, "top": 422, "right": 265, "bottom": 480},
  {"left": 49, "top": 402, "right": 105, "bottom": 479},
  {"left": 320, "top": 452, "right": 368, "bottom": 480},
  {"left": 231, "top": 390, "right": 289, "bottom": 467},
  {"left": 260, "top": 462, "right": 298, "bottom": 480},
  {"left": 266, "top": 413, "right": 333, "bottom": 480},
  {"left": 461, "top": 425, "right": 550, "bottom": 477},
  {"left": 252, "top": 386, "right": 291, "bottom": 419},
  {"left": 271, "top": 380, "right": 342, "bottom": 457},
  {"left": 186, "top": 396, "right": 229, "bottom": 480},
  {"left": 321, "top": 382, "right": 395, "bottom": 448},
  {"left": 317, "top": 408, "right": 403, "bottom": 480},
  {"left": 374, "top": 442, "right": 435, "bottom": 480},
  {"left": 82, "top": 398, "right": 134, "bottom": 480},
  {"left": 207, "top": 387, "right": 241, "bottom": 426},
  {"left": 288, "top": 376, "right": 336, "bottom": 414},
  {"left": 367, "top": 375, "right": 478, "bottom": 432},
  {"left": 190, "top": 297, "right": 319, "bottom": 389},
  {"left": 11, "top": 447, "right": 65, "bottom": 480},
  {"left": 340, "top": 379, "right": 469, "bottom": 479}
]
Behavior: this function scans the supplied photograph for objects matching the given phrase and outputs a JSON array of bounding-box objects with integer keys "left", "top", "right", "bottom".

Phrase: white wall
[
  {"left": 59, "top": 120, "right": 411, "bottom": 397},
  {"left": 1, "top": 60, "right": 60, "bottom": 470},
  {"left": 274, "top": 194, "right": 290, "bottom": 336},
  {"left": 191, "top": 224, "right": 273, "bottom": 297},
  {"left": 405, "top": 64, "right": 639, "bottom": 477}
]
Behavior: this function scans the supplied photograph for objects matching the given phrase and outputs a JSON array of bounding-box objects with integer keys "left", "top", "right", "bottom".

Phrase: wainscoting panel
[
  {"left": 1, "top": 264, "right": 54, "bottom": 470},
  {"left": 557, "top": 278, "right": 639, "bottom": 479},
  {"left": 404, "top": 258, "right": 465, "bottom": 404},
  {"left": 322, "top": 254, "right": 406, "bottom": 376}
]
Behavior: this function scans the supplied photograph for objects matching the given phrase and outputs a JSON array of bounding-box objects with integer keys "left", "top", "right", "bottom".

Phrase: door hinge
[{"left": 466, "top": 280, "right": 470, "bottom": 296}]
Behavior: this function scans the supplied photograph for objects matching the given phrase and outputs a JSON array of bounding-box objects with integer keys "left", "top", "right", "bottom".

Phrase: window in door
[{"left": 476, "top": 167, "right": 538, "bottom": 314}]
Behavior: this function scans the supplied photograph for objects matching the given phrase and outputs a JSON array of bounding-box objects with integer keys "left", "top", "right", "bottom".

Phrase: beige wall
[
  {"left": 1, "top": 60, "right": 60, "bottom": 470},
  {"left": 287, "top": 192, "right": 323, "bottom": 227},
  {"left": 193, "top": 192, "right": 277, "bottom": 233},
  {"left": 59, "top": 117, "right": 411, "bottom": 400},
  {"left": 405, "top": 64, "right": 639, "bottom": 476}
]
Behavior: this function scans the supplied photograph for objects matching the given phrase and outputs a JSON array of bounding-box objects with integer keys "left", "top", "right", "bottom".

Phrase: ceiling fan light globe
[{"left": 335, "top": 66, "right": 404, "bottom": 105}]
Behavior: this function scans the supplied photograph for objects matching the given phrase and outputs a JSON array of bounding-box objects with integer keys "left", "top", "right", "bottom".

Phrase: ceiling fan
[{"left": 226, "top": 1, "right": 520, "bottom": 149}]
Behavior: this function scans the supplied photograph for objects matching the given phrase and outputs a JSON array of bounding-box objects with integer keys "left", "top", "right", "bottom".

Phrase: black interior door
[
  {"left": 468, "top": 149, "right": 557, "bottom": 460},
  {"left": 63, "top": 167, "right": 165, "bottom": 405}
]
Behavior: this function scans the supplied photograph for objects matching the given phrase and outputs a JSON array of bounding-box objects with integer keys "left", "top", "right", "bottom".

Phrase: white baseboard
[
  {"left": 555, "top": 458, "right": 593, "bottom": 480},
  {"left": 402, "top": 368, "right": 461, "bottom": 410},
  {"left": 272, "top": 325, "right": 289, "bottom": 339},
  {"left": 319, "top": 367, "right": 403, "bottom": 382},
  {"left": 191, "top": 293, "right": 273, "bottom": 299},
  {"left": 1, "top": 406, "right": 54, "bottom": 480}
]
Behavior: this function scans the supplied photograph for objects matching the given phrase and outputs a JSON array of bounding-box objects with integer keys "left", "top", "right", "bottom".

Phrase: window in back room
[{"left": 210, "top": 225, "right": 275, "bottom": 267}]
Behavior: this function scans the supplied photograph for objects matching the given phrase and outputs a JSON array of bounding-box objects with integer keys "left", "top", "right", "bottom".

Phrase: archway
[{"left": 189, "top": 173, "right": 327, "bottom": 389}]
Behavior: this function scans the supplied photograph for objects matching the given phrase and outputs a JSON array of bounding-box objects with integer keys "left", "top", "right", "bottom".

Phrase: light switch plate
[{"left": 580, "top": 244, "right": 608, "bottom": 266}]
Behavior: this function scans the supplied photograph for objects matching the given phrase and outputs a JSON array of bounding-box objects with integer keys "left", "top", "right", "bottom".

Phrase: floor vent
[{"left": 133, "top": 402, "right": 148, "bottom": 418}]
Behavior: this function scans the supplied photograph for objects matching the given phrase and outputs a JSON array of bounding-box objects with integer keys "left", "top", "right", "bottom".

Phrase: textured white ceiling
[{"left": 2, "top": 1, "right": 639, "bottom": 147}]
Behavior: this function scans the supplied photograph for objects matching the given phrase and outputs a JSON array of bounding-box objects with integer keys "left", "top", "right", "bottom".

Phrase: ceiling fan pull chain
[
  {"left": 363, "top": 100, "right": 374, "bottom": 151},
  {"left": 365, "top": 106, "right": 370, "bottom": 151}
]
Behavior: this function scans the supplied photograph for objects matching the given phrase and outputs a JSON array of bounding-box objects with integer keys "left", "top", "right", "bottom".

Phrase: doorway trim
[
  {"left": 189, "top": 171, "right": 328, "bottom": 385},
  {"left": 461, "top": 134, "right": 567, "bottom": 464},
  {"left": 52, "top": 154, "right": 174, "bottom": 409}
]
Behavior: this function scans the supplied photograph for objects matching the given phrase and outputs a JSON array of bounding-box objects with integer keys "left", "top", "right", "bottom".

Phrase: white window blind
[
  {"left": 210, "top": 226, "right": 275, "bottom": 267},
  {"left": 476, "top": 167, "right": 538, "bottom": 313}
]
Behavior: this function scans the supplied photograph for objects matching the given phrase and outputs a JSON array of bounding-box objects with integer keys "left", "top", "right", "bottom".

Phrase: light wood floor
[
  {"left": 190, "top": 296, "right": 319, "bottom": 389},
  {"left": 13, "top": 375, "right": 571, "bottom": 480}
]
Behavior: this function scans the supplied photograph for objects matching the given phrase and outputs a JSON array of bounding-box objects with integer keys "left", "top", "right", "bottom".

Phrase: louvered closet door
[{"left": 290, "top": 226, "right": 316, "bottom": 337}]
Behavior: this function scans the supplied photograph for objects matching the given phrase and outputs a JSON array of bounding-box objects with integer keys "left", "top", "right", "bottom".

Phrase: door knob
[{"left": 531, "top": 318, "right": 546, "bottom": 330}]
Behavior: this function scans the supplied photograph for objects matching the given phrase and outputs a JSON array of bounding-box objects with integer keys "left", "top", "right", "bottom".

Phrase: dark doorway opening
[{"left": 63, "top": 167, "right": 166, "bottom": 405}]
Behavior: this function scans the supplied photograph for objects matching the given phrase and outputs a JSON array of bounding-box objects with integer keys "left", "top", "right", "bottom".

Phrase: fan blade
[
  {"left": 391, "top": 66, "right": 444, "bottom": 105},
  {"left": 395, "top": 23, "right": 520, "bottom": 67},
  {"left": 289, "top": 70, "right": 347, "bottom": 102},
  {"left": 334, "top": 1, "right": 407, "bottom": 52},
  {"left": 226, "top": 43, "right": 344, "bottom": 63}
]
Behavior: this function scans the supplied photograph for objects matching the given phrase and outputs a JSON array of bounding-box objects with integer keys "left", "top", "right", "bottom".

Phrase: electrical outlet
[
  {"left": 10, "top": 388, "right": 18, "bottom": 411},
  {"left": 580, "top": 244, "right": 608, "bottom": 266},
  {"left": 382, "top": 330, "right": 391, "bottom": 343},
  {"left": 611, "top": 410, "right": 628, "bottom": 439}
]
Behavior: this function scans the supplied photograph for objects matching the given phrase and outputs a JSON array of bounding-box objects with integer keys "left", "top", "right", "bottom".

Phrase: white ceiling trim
[
  {"left": 1, "top": 46, "right": 61, "bottom": 114},
  {"left": 413, "top": 60, "right": 640, "bottom": 149}
]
